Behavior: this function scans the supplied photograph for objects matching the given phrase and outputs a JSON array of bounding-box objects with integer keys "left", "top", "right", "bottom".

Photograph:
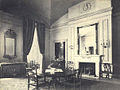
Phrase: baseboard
[{"left": 112, "top": 74, "right": 120, "bottom": 79}]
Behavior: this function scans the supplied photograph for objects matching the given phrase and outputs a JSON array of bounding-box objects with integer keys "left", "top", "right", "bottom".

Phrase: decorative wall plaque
[
  {"left": 83, "top": 2, "right": 92, "bottom": 11},
  {"left": 80, "top": 0, "right": 95, "bottom": 13}
]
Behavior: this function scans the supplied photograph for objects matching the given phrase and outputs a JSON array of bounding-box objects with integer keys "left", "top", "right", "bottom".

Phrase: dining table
[{"left": 44, "top": 68, "right": 64, "bottom": 84}]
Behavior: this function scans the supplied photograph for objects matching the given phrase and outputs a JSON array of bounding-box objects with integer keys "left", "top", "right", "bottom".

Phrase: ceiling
[
  {"left": 0, "top": 0, "right": 83, "bottom": 26},
  {"left": 51, "top": 0, "right": 83, "bottom": 24},
  {"left": 0, "top": 0, "right": 119, "bottom": 26}
]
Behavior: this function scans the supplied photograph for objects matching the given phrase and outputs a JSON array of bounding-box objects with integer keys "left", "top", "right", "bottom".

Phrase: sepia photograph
[{"left": 0, "top": 0, "right": 120, "bottom": 90}]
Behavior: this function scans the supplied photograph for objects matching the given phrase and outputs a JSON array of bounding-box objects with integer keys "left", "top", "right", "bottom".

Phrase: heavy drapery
[
  {"left": 36, "top": 23, "right": 45, "bottom": 73},
  {"left": 23, "top": 18, "right": 45, "bottom": 73},
  {"left": 23, "top": 18, "right": 35, "bottom": 62}
]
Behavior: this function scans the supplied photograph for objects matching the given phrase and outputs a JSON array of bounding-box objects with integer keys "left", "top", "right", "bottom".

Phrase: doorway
[{"left": 55, "top": 42, "right": 65, "bottom": 61}]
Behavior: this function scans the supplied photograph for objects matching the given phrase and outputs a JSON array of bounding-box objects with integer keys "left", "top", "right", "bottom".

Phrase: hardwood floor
[
  {"left": 0, "top": 78, "right": 27, "bottom": 90},
  {"left": 0, "top": 78, "right": 120, "bottom": 90}
]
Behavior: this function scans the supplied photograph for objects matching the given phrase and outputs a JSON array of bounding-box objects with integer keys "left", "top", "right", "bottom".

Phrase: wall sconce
[
  {"left": 101, "top": 40, "right": 110, "bottom": 48},
  {"left": 69, "top": 45, "right": 74, "bottom": 49}
]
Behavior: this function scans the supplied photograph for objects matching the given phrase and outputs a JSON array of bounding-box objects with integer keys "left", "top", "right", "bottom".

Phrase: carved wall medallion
[{"left": 83, "top": 2, "right": 92, "bottom": 11}]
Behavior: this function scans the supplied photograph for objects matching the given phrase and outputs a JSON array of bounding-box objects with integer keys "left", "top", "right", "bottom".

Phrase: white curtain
[{"left": 27, "top": 27, "right": 43, "bottom": 74}]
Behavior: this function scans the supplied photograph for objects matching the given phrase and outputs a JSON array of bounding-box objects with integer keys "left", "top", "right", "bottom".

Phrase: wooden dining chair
[
  {"left": 27, "top": 64, "right": 51, "bottom": 90},
  {"left": 27, "top": 64, "right": 39, "bottom": 90}
]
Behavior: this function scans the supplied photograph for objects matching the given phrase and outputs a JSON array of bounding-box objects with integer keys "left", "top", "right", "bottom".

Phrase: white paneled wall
[{"left": 50, "top": 0, "right": 112, "bottom": 78}]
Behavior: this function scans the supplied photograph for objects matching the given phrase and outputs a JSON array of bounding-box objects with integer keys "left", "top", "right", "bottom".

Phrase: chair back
[
  {"left": 27, "top": 64, "right": 40, "bottom": 90},
  {"left": 66, "top": 61, "right": 75, "bottom": 73}
]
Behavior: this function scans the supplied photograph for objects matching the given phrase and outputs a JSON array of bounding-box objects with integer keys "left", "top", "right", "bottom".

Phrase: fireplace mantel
[{"left": 74, "top": 55, "right": 100, "bottom": 78}]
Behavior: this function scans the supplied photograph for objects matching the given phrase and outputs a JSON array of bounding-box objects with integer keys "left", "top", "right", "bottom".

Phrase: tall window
[
  {"left": 27, "top": 26, "right": 43, "bottom": 74},
  {"left": 77, "top": 24, "right": 98, "bottom": 55}
]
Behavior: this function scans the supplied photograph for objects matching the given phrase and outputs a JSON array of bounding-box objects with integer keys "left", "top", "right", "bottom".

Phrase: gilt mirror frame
[{"left": 3, "top": 29, "right": 17, "bottom": 59}]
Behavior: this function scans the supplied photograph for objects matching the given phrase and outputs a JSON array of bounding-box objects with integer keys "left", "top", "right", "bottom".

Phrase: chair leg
[
  {"left": 36, "top": 76, "right": 39, "bottom": 90},
  {"left": 28, "top": 75, "right": 30, "bottom": 90}
]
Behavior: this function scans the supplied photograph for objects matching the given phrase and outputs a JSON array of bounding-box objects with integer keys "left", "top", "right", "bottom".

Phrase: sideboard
[{"left": 0, "top": 62, "right": 26, "bottom": 78}]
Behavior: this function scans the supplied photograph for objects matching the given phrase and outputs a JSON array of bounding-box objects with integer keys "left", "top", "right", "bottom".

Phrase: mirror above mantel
[
  {"left": 77, "top": 23, "right": 98, "bottom": 55},
  {"left": 3, "top": 29, "right": 17, "bottom": 59}
]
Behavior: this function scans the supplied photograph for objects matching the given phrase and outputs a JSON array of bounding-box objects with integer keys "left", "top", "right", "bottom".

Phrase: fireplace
[
  {"left": 79, "top": 62, "right": 95, "bottom": 76},
  {"left": 74, "top": 55, "right": 100, "bottom": 78}
]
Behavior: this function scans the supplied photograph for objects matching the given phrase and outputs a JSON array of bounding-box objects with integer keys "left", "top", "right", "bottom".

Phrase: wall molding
[
  {"left": 50, "top": 25, "right": 68, "bottom": 32},
  {"left": 0, "top": 11, "right": 23, "bottom": 26},
  {"left": 0, "top": 20, "right": 23, "bottom": 27},
  {"left": 51, "top": 7, "right": 112, "bottom": 29},
  {"left": 69, "top": 7, "right": 112, "bottom": 22}
]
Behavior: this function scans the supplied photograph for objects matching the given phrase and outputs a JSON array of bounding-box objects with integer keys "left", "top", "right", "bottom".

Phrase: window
[{"left": 77, "top": 24, "right": 98, "bottom": 55}]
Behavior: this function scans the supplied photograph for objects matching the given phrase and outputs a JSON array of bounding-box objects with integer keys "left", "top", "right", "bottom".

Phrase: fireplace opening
[{"left": 79, "top": 62, "right": 95, "bottom": 76}]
